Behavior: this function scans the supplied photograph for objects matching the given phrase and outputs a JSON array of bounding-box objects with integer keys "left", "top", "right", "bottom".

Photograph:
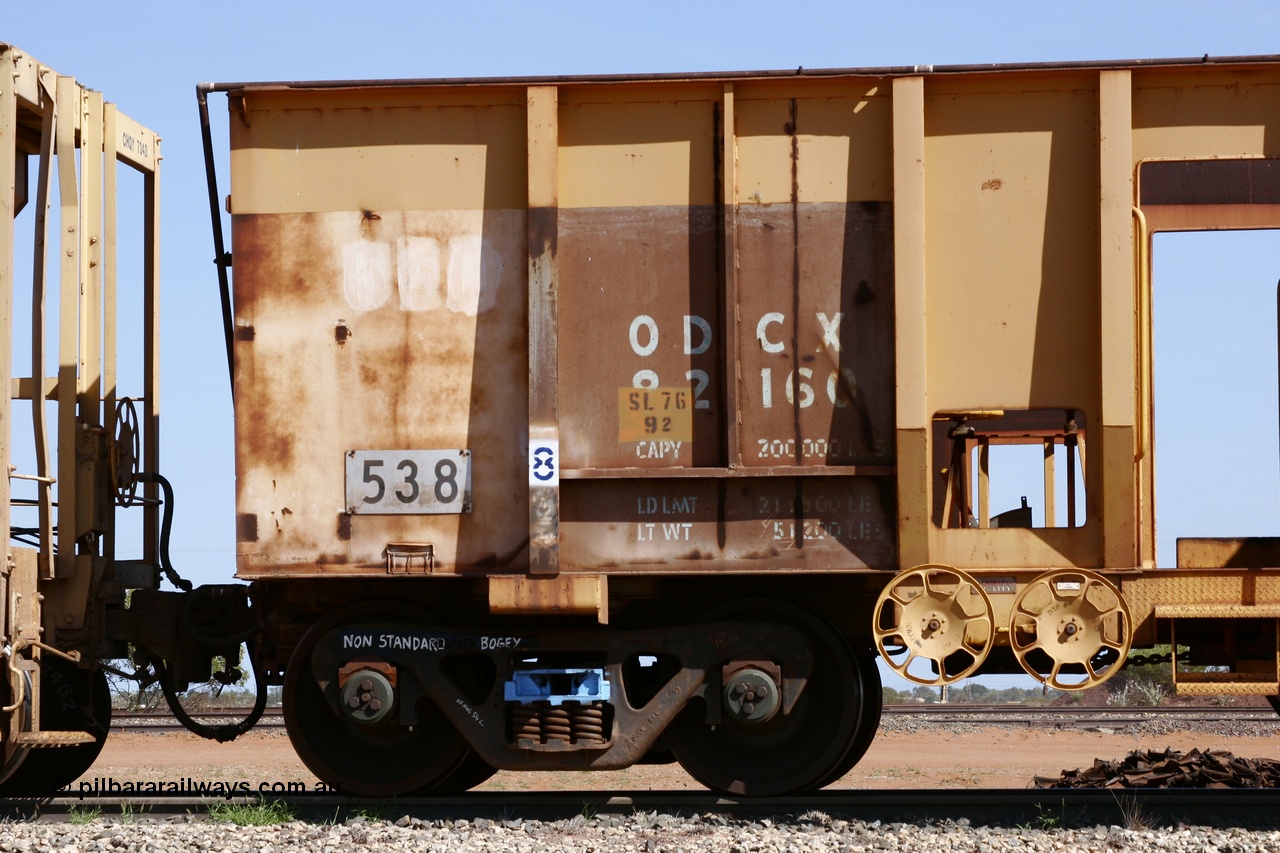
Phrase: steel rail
[{"left": 105, "top": 703, "right": 1280, "bottom": 734}]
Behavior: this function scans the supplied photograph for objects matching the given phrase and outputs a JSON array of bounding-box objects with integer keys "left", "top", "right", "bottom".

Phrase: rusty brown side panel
[
  {"left": 234, "top": 202, "right": 897, "bottom": 575},
  {"left": 558, "top": 206, "right": 723, "bottom": 469},
  {"left": 232, "top": 210, "right": 531, "bottom": 574},
  {"left": 735, "top": 202, "right": 895, "bottom": 468},
  {"left": 560, "top": 476, "right": 896, "bottom": 572},
  {"left": 556, "top": 198, "right": 896, "bottom": 572}
]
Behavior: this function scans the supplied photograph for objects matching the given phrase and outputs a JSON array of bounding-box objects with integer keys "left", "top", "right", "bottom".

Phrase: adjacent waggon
[{"left": 6, "top": 43, "right": 1280, "bottom": 796}]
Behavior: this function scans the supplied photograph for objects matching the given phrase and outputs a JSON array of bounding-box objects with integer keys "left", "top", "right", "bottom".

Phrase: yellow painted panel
[
  {"left": 923, "top": 85, "right": 1101, "bottom": 414},
  {"left": 230, "top": 101, "right": 526, "bottom": 214},
  {"left": 1133, "top": 71, "right": 1280, "bottom": 161},
  {"left": 558, "top": 100, "right": 714, "bottom": 208},
  {"left": 930, "top": 525, "right": 1104, "bottom": 571},
  {"left": 735, "top": 88, "right": 892, "bottom": 204}
]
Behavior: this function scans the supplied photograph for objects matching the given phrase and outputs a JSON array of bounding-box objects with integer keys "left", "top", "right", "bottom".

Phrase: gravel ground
[{"left": 1, "top": 812, "right": 1278, "bottom": 852}]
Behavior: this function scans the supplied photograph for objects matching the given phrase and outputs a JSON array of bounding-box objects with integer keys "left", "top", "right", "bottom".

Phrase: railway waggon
[{"left": 5, "top": 43, "right": 1280, "bottom": 796}]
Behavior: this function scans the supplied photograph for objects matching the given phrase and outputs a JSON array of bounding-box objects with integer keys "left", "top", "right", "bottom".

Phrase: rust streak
[{"left": 787, "top": 100, "right": 803, "bottom": 551}]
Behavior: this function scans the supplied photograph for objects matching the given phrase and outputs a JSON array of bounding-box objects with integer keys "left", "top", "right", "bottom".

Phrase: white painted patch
[
  {"left": 529, "top": 439, "right": 559, "bottom": 486},
  {"left": 396, "top": 236, "right": 443, "bottom": 311},
  {"left": 446, "top": 234, "right": 502, "bottom": 316},
  {"left": 342, "top": 240, "right": 394, "bottom": 312}
]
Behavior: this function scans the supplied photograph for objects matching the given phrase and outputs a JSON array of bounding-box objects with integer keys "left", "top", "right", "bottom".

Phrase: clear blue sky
[{"left": 6, "top": 3, "right": 1280, "bottom": 690}]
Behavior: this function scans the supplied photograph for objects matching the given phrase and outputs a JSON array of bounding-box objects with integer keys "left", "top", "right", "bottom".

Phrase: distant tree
[{"left": 911, "top": 685, "right": 938, "bottom": 704}]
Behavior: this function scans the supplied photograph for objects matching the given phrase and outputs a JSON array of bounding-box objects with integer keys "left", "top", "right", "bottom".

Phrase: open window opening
[
  {"left": 931, "top": 408, "right": 1087, "bottom": 529},
  {"left": 1152, "top": 230, "right": 1280, "bottom": 566}
]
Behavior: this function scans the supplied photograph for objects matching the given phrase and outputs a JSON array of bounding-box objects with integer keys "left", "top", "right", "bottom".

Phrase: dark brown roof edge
[{"left": 202, "top": 54, "right": 1280, "bottom": 94}]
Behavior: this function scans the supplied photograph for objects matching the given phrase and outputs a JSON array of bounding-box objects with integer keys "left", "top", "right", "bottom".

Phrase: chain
[{"left": 1122, "top": 652, "right": 1174, "bottom": 669}]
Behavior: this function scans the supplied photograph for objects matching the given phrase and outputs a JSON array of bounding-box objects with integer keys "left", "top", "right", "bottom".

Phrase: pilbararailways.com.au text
[{"left": 65, "top": 778, "right": 338, "bottom": 799}]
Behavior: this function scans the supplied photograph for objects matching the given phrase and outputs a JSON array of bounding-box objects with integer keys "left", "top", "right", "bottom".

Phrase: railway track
[
  {"left": 21, "top": 705, "right": 1280, "bottom": 829},
  {"left": 4, "top": 787, "right": 1279, "bottom": 829},
  {"left": 107, "top": 703, "right": 1280, "bottom": 733}
]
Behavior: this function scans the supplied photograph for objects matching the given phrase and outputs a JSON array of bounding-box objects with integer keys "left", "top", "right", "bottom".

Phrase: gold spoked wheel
[
  {"left": 873, "top": 564, "right": 994, "bottom": 686},
  {"left": 1010, "top": 570, "right": 1131, "bottom": 690}
]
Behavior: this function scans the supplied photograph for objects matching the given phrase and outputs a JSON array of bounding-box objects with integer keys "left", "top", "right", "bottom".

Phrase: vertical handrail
[
  {"left": 30, "top": 70, "right": 56, "bottom": 579},
  {"left": 1066, "top": 435, "right": 1078, "bottom": 528},
  {"left": 196, "top": 85, "right": 235, "bottom": 396},
  {"left": 54, "top": 74, "right": 79, "bottom": 580},
  {"left": 1132, "top": 206, "right": 1152, "bottom": 461},
  {"left": 0, "top": 49, "right": 15, "bottom": 607},
  {"left": 977, "top": 437, "right": 990, "bottom": 527},
  {"left": 1043, "top": 439, "right": 1056, "bottom": 528}
]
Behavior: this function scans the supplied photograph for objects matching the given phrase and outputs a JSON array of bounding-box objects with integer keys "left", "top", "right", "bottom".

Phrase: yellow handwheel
[
  {"left": 1010, "top": 570, "right": 1131, "bottom": 690},
  {"left": 873, "top": 564, "right": 994, "bottom": 686}
]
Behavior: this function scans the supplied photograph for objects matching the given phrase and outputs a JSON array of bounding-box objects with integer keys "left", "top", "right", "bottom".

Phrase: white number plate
[{"left": 345, "top": 450, "right": 472, "bottom": 515}]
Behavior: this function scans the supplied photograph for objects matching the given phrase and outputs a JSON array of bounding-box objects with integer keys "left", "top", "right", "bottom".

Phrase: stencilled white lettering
[
  {"left": 755, "top": 436, "right": 889, "bottom": 459},
  {"left": 763, "top": 518, "right": 890, "bottom": 549},
  {"left": 636, "top": 496, "right": 699, "bottom": 515},
  {"left": 635, "top": 440, "right": 683, "bottom": 459},
  {"left": 479, "top": 636, "right": 523, "bottom": 650},
  {"left": 625, "top": 316, "right": 714, "bottom": 412},
  {"left": 456, "top": 698, "right": 486, "bottom": 726},
  {"left": 635, "top": 522, "right": 694, "bottom": 541},
  {"left": 377, "top": 634, "right": 448, "bottom": 652}
]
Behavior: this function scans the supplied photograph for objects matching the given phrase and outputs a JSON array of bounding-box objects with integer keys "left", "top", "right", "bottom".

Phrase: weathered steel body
[
  {"left": 226, "top": 80, "right": 900, "bottom": 580},
  {"left": 12, "top": 43, "right": 1280, "bottom": 797},
  {"left": 221, "top": 62, "right": 1280, "bottom": 589},
  {"left": 209, "top": 58, "right": 1280, "bottom": 792}
]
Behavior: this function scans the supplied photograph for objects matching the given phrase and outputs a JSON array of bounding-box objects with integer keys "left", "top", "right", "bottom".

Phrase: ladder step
[{"left": 13, "top": 731, "right": 95, "bottom": 747}]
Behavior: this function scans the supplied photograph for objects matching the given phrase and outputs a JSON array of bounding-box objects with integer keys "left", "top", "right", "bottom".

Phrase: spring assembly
[
  {"left": 510, "top": 705, "right": 540, "bottom": 743},
  {"left": 570, "top": 701, "right": 606, "bottom": 744},
  {"left": 542, "top": 705, "right": 572, "bottom": 743},
  {"left": 509, "top": 701, "right": 611, "bottom": 745}
]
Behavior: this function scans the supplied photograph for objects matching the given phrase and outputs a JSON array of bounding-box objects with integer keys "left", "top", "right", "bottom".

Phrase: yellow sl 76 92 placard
[{"left": 618, "top": 387, "right": 694, "bottom": 443}]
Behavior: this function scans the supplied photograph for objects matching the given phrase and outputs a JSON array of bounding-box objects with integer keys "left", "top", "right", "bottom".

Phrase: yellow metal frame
[{"left": 0, "top": 44, "right": 160, "bottom": 739}]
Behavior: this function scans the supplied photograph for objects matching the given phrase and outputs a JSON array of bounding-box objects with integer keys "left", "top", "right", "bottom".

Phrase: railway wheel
[
  {"left": 430, "top": 750, "right": 498, "bottom": 794},
  {"left": 873, "top": 564, "right": 994, "bottom": 685},
  {"left": 665, "top": 601, "right": 870, "bottom": 797},
  {"left": 816, "top": 641, "right": 881, "bottom": 788},
  {"left": 283, "top": 603, "right": 471, "bottom": 797},
  {"left": 1010, "top": 570, "right": 1131, "bottom": 689},
  {"left": 0, "top": 659, "right": 110, "bottom": 796}
]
